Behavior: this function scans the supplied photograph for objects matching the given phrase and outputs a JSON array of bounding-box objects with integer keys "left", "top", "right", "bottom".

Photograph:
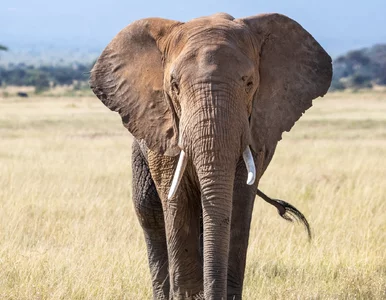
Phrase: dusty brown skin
[{"left": 90, "top": 12, "right": 332, "bottom": 300}]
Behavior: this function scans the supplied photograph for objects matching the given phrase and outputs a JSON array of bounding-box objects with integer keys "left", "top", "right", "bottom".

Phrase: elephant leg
[
  {"left": 147, "top": 152, "right": 203, "bottom": 299},
  {"left": 227, "top": 158, "right": 257, "bottom": 299},
  {"left": 163, "top": 179, "right": 203, "bottom": 299},
  {"left": 132, "top": 141, "right": 169, "bottom": 299}
]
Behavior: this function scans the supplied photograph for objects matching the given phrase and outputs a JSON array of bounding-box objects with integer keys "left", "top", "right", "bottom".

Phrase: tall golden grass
[{"left": 0, "top": 92, "right": 385, "bottom": 299}]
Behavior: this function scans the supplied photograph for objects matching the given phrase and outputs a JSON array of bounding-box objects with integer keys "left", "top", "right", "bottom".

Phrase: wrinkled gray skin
[{"left": 90, "top": 13, "right": 332, "bottom": 299}]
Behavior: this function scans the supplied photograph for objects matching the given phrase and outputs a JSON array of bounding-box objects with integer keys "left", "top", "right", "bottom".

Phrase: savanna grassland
[{"left": 0, "top": 91, "right": 385, "bottom": 299}]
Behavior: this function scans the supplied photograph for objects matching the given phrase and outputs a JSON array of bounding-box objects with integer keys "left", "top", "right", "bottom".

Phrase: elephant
[{"left": 90, "top": 12, "right": 332, "bottom": 299}]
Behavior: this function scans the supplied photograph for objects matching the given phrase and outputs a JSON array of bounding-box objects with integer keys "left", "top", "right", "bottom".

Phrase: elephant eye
[
  {"left": 242, "top": 76, "right": 254, "bottom": 94},
  {"left": 171, "top": 82, "right": 180, "bottom": 95},
  {"left": 246, "top": 81, "right": 254, "bottom": 93}
]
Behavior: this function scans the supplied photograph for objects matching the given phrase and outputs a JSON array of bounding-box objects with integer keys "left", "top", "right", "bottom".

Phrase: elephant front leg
[
  {"left": 227, "top": 158, "right": 257, "bottom": 299},
  {"left": 148, "top": 152, "right": 204, "bottom": 299},
  {"left": 132, "top": 141, "right": 169, "bottom": 299},
  {"left": 163, "top": 181, "right": 203, "bottom": 299}
]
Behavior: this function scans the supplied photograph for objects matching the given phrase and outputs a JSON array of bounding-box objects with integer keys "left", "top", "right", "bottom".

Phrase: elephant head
[{"left": 90, "top": 13, "right": 331, "bottom": 298}]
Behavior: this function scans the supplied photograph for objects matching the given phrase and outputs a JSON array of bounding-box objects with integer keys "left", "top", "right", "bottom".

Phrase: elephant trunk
[
  {"left": 195, "top": 154, "right": 235, "bottom": 299},
  {"left": 178, "top": 85, "right": 250, "bottom": 298}
]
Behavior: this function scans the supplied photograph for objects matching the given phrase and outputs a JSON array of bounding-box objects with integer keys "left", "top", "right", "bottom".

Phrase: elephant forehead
[
  {"left": 170, "top": 43, "right": 256, "bottom": 83},
  {"left": 185, "top": 21, "right": 247, "bottom": 45},
  {"left": 166, "top": 16, "right": 252, "bottom": 56},
  {"left": 196, "top": 44, "right": 253, "bottom": 66}
]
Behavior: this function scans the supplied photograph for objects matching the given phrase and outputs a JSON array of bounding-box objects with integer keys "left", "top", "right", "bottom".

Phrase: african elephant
[{"left": 90, "top": 12, "right": 332, "bottom": 299}]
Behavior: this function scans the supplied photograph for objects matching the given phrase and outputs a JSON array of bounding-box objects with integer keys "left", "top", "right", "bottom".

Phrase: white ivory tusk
[
  {"left": 168, "top": 150, "right": 188, "bottom": 200},
  {"left": 243, "top": 146, "right": 256, "bottom": 185}
]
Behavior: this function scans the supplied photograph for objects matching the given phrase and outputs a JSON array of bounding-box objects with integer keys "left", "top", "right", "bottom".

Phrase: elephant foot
[
  {"left": 227, "top": 294, "right": 241, "bottom": 300},
  {"left": 170, "top": 290, "right": 204, "bottom": 300}
]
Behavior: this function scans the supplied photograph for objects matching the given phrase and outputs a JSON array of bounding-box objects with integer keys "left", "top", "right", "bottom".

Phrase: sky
[{"left": 1, "top": 0, "right": 386, "bottom": 57}]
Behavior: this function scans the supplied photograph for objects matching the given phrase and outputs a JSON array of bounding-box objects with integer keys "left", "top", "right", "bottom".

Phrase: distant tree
[
  {"left": 350, "top": 74, "right": 373, "bottom": 88},
  {"left": 346, "top": 50, "right": 370, "bottom": 66},
  {"left": 329, "top": 79, "right": 345, "bottom": 91},
  {"left": 0, "top": 45, "right": 8, "bottom": 71},
  {"left": 370, "top": 44, "right": 386, "bottom": 85},
  {"left": 331, "top": 44, "right": 386, "bottom": 90},
  {"left": 31, "top": 71, "right": 50, "bottom": 93}
]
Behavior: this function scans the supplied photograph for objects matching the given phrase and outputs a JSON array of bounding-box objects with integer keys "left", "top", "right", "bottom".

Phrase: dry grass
[{"left": 0, "top": 92, "right": 385, "bottom": 299}]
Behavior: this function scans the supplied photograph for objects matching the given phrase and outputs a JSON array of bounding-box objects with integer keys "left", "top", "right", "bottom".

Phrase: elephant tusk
[
  {"left": 243, "top": 146, "right": 256, "bottom": 185},
  {"left": 168, "top": 150, "right": 188, "bottom": 200}
]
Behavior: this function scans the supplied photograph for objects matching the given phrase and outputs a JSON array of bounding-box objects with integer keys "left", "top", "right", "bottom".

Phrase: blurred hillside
[
  {"left": 331, "top": 44, "right": 386, "bottom": 90},
  {"left": 1, "top": 43, "right": 386, "bottom": 94},
  {"left": 0, "top": 45, "right": 99, "bottom": 67},
  {"left": 0, "top": 62, "right": 93, "bottom": 93}
]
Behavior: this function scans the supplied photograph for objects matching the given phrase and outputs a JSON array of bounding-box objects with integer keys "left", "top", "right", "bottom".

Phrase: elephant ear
[
  {"left": 90, "top": 18, "right": 181, "bottom": 156},
  {"left": 242, "top": 14, "right": 332, "bottom": 169}
]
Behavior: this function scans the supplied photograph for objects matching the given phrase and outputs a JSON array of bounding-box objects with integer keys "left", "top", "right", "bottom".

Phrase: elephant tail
[{"left": 256, "top": 189, "right": 312, "bottom": 241}]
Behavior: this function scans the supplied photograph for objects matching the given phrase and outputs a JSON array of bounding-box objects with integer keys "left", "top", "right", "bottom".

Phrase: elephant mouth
[{"left": 167, "top": 146, "right": 256, "bottom": 200}]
